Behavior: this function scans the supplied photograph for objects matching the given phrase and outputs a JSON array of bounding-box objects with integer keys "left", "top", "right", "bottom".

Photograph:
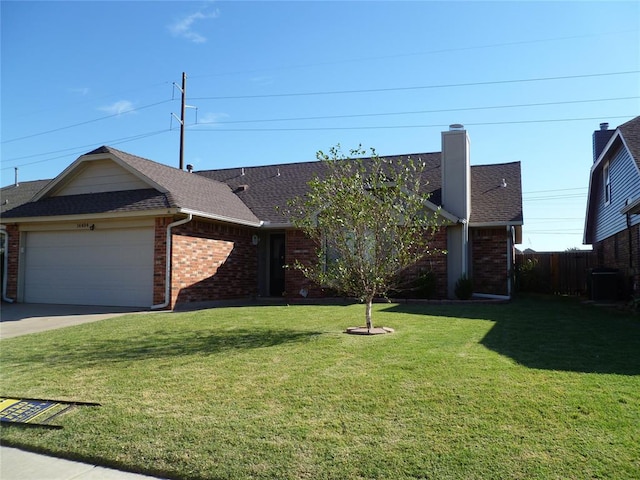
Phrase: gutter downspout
[
  {"left": 0, "top": 227, "right": 15, "bottom": 303},
  {"left": 151, "top": 214, "right": 193, "bottom": 310},
  {"left": 507, "top": 225, "right": 514, "bottom": 298}
]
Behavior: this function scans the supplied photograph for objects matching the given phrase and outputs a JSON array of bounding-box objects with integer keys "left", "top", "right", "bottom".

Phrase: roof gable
[
  {"left": 48, "top": 159, "right": 151, "bottom": 196},
  {"left": 4, "top": 146, "right": 260, "bottom": 226},
  {"left": 584, "top": 116, "right": 640, "bottom": 244}
]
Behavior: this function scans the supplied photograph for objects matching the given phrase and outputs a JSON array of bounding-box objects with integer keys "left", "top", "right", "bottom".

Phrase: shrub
[{"left": 454, "top": 274, "right": 473, "bottom": 300}]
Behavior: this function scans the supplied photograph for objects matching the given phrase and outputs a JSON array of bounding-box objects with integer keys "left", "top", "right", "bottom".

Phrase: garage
[{"left": 23, "top": 227, "right": 154, "bottom": 307}]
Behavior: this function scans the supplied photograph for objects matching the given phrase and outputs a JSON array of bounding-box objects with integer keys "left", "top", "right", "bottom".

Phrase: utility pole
[
  {"left": 172, "top": 72, "right": 197, "bottom": 170},
  {"left": 179, "top": 72, "right": 186, "bottom": 171}
]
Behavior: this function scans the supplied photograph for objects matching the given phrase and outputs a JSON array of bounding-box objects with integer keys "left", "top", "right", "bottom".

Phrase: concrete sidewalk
[
  {"left": 0, "top": 446, "right": 167, "bottom": 480},
  {"left": 1, "top": 303, "right": 168, "bottom": 479}
]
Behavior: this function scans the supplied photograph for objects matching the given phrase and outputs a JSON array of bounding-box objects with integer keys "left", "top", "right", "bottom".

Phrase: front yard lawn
[{"left": 1, "top": 296, "right": 639, "bottom": 479}]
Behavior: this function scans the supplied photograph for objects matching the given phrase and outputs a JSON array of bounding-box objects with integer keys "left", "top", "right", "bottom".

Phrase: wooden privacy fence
[{"left": 515, "top": 251, "right": 598, "bottom": 296}]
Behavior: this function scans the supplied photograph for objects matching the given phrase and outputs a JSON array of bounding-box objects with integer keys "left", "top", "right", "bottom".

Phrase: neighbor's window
[{"left": 603, "top": 162, "right": 611, "bottom": 205}]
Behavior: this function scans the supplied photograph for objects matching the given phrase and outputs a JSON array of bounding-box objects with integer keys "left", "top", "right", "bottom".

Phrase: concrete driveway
[{"left": 0, "top": 302, "right": 149, "bottom": 339}]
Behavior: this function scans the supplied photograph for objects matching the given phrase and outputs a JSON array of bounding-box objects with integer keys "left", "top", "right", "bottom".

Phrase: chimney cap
[
  {"left": 449, "top": 124, "right": 464, "bottom": 131},
  {"left": 599, "top": 122, "right": 609, "bottom": 131},
  {"left": 186, "top": 164, "right": 194, "bottom": 173}
]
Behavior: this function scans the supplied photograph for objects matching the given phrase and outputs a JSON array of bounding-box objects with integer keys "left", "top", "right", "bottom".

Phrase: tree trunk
[{"left": 365, "top": 296, "right": 374, "bottom": 331}]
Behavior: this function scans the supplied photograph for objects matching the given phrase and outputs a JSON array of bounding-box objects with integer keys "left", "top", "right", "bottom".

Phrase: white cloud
[
  {"left": 250, "top": 76, "right": 275, "bottom": 86},
  {"left": 69, "top": 87, "right": 90, "bottom": 96},
  {"left": 168, "top": 8, "right": 220, "bottom": 43},
  {"left": 100, "top": 100, "right": 136, "bottom": 116},
  {"left": 197, "top": 112, "right": 229, "bottom": 126}
]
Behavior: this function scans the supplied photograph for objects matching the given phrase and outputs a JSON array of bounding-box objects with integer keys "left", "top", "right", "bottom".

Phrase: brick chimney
[
  {"left": 441, "top": 124, "right": 471, "bottom": 298},
  {"left": 592, "top": 122, "right": 614, "bottom": 163}
]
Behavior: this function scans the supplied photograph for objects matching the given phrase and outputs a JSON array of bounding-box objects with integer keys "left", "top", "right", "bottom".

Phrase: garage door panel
[{"left": 24, "top": 228, "right": 154, "bottom": 307}]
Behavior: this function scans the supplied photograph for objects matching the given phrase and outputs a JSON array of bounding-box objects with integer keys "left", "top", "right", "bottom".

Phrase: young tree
[{"left": 287, "top": 145, "right": 444, "bottom": 332}]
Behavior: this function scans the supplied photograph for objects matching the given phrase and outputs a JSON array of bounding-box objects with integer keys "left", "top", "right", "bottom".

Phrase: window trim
[{"left": 603, "top": 161, "right": 611, "bottom": 206}]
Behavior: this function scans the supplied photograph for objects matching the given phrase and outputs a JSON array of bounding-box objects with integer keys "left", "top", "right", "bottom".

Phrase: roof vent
[
  {"left": 186, "top": 164, "right": 193, "bottom": 173},
  {"left": 449, "top": 124, "right": 464, "bottom": 131},
  {"left": 235, "top": 184, "right": 249, "bottom": 193}
]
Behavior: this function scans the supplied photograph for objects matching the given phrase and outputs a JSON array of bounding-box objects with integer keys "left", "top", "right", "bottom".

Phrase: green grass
[{"left": 1, "top": 296, "right": 639, "bottom": 480}]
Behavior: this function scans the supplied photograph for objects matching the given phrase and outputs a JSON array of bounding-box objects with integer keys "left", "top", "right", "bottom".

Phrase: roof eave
[
  {"left": 0, "top": 208, "right": 181, "bottom": 224},
  {"left": 621, "top": 197, "right": 640, "bottom": 215},
  {"left": 468, "top": 221, "right": 523, "bottom": 228},
  {"left": 179, "top": 208, "right": 263, "bottom": 228}
]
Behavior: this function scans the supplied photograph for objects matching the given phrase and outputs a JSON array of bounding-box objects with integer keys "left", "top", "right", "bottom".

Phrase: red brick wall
[
  {"left": 595, "top": 226, "right": 640, "bottom": 295},
  {"left": 153, "top": 217, "right": 171, "bottom": 306},
  {"left": 400, "top": 228, "right": 448, "bottom": 298},
  {"left": 471, "top": 228, "right": 510, "bottom": 296},
  {"left": 284, "top": 229, "right": 325, "bottom": 298},
  {"left": 169, "top": 220, "right": 258, "bottom": 306},
  {"left": 284, "top": 227, "right": 449, "bottom": 299},
  {"left": 3, "top": 224, "right": 19, "bottom": 300}
]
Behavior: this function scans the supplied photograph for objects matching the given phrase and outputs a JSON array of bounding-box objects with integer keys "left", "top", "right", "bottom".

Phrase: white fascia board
[
  {"left": 179, "top": 208, "right": 263, "bottom": 228},
  {"left": 424, "top": 200, "right": 459, "bottom": 224},
  {"left": 621, "top": 197, "right": 640, "bottom": 215},
  {"left": 592, "top": 130, "right": 622, "bottom": 171},
  {"left": 468, "top": 221, "right": 523, "bottom": 228},
  {"left": 0, "top": 209, "right": 181, "bottom": 225},
  {"left": 260, "top": 222, "right": 293, "bottom": 229}
]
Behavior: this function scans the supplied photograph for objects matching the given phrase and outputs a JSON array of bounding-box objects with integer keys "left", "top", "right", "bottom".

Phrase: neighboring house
[
  {"left": 1, "top": 125, "right": 522, "bottom": 308},
  {"left": 584, "top": 116, "right": 640, "bottom": 298}
]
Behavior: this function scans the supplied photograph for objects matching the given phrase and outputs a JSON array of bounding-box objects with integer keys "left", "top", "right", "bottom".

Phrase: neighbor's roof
[
  {"left": 197, "top": 152, "right": 523, "bottom": 226},
  {"left": 618, "top": 115, "right": 640, "bottom": 170},
  {"left": 1, "top": 179, "right": 51, "bottom": 215}
]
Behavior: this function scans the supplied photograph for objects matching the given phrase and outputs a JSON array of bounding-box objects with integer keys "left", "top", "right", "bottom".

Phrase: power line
[
  {"left": 191, "top": 71, "right": 640, "bottom": 100},
  {"left": 0, "top": 129, "right": 170, "bottom": 170},
  {"left": 525, "top": 194, "right": 586, "bottom": 201},
  {"left": 2, "top": 99, "right": 173, "bottom": 145},
  {"left": 194, "top": 97, "right": 638, "bottom": 126},
  {"left": 190, "top": 29, "right": 639, "bottom": 79},
  {"left": 523, "top": 187, "right": 587, "bottom": 194},
  {"left": 525, "top": 231, "right": 584, "bottom": 234},
  {"left": 4, "top": 114, "right": 633, "bottom": 170},
  {"left": 188, "top": 115, "right": 635, "bottom": 132}
]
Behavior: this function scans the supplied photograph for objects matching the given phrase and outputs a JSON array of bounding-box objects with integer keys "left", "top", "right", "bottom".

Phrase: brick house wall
[
  {"left": 471, "top": 228, "right": 510, "bottom": 296},
  {"left": 284, "top": 229, "right": 325, "bottom": 298},
  {"left": 284, "top": 227, "right": 449, "bottom": 300},
  {"left": 595, "top": 225, "right": 640, "bottom": 296},
  {"left": 153, "top": 217, "right": 171, "bottom": 306},
  {"left": 168, "top": 219, "right": 258, "bottom": 307},
  {"left": 4, "top": 224, "right": 19, "bottom": 300}
]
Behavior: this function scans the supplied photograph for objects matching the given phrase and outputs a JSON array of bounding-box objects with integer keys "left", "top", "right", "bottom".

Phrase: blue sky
[{"left": 2, "top": 0, "right": 639, "bottom": 251}]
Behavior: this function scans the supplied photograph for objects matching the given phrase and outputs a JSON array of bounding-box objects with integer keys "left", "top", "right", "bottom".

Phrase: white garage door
[{"left": 24, "top": 228, "right": 154, "bottom": 307}]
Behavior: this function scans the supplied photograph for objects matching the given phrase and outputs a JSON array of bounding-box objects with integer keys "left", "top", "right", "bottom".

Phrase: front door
[{"left": 269, "top": 234, "right": 286, "bottom": 296}]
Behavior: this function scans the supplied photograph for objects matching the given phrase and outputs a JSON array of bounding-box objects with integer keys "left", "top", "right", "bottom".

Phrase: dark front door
[{"left": 269, "top": 234, "right": 286, "bottom": 296}]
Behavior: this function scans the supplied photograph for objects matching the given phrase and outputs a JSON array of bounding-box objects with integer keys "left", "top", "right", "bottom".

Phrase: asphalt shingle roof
[
  {"left": 1, "top": 180, "right": 51, "bottom": 215},
  {"left": 1, "top": 189, "right": 169, "bottom": 218},
  {"left": 618, "top": 116, "right": 640, "bottom": 170},
  {"left": 197, "top": 153, "right": 523, "bottom": 225},
  {"left": 2, "top": 147, "right": 260, "bottom": 225},
  {"left": 1, "top": 146, "right": 522, "bottom": 228}
]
